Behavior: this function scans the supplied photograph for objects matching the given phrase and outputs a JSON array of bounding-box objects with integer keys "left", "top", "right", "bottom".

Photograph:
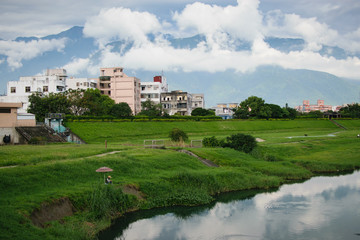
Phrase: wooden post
[{"left": 105, "top": 140, "right": 107, "bottom": 150}]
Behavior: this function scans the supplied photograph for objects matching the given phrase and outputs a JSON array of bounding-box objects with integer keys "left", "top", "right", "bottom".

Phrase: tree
[
  {"left": 138, "top": 99, "right": 163, "bottom": 117},
  {"left": 191, "top": 108, "right": 215, "bottom": 116},
  {"left": 28, "top": 92, "right": 70, "bottom": 122},
  {"left": 169, "top": 128, "right": 188, "bottom": 142},
  {"left": 110, "top": 102, "right": 132, "bottom": 117},
  {"left": 266, "top": 104, "right": 284, "bottom": 118},
  {"left": 82, "top": 89, "right": 115, "bottom": 116},
  {"left": 66, "top": 89, "right": 87, "bottom": 116},
  {"left": 282, "top": 107, "right": 297, "bottom": 119},
  {"left": 339, "top": 103, "right": 360, "bottom": 118},
  {"left": 223, "top": 133, "right": 257, "bottom": 153},
  {"left": 234, "top": 96, "right": 271, "bottom": 119}
]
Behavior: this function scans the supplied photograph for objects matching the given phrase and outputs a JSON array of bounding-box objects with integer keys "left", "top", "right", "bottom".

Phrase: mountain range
[{"left": 1, "top": 26, "right": 359, "bottom": 108}]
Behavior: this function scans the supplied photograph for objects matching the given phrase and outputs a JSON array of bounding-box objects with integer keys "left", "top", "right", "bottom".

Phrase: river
[{"left": 99, "top": 171, "right": 360, "bottom": 240}]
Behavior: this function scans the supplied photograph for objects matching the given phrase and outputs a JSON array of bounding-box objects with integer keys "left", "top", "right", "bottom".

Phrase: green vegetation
[
  {"left": 233, "top": 96, "right": 297, "bottom": 119},
  {"left": 169, "top": 128, "right": 188, "bottom": 142},
  {"left": 1, "top": 119, "right": 359, "bottom": 240},
  {"left": 191, "top": 107, "right": 215, "bottom": 116}
]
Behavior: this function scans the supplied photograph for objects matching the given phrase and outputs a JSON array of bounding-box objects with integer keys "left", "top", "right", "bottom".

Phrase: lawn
[{"left": 65, "top": 119, "right": 338, "bottom": 144}]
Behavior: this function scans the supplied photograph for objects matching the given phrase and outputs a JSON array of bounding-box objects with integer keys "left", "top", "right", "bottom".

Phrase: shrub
[
  {"left": 223, "top": 133, "right": 257, "bottom": 153},
  {"left": 169, "top": 128, "right": 188, "bottom": 142},
  {"left": 203, "top": 136, "right": 221, "bottom": 147}
]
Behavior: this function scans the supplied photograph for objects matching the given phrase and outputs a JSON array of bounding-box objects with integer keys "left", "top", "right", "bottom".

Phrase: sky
[{"left": 0, "top": 0, "right": 360, "bottom": 80}]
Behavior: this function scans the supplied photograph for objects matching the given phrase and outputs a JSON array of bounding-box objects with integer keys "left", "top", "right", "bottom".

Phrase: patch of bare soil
[
  {"left": 121, "top": 184, "right": 145, "bottom": 200},
  {"left": 256, "top": 138, "right": 265, "bottom": 142},
  {"left": 30, "top": 197, "right": 76, "bottom": 228}
]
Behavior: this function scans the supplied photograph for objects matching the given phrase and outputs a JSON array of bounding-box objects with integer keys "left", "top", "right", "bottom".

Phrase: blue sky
[{"left": 0, "top": 0, "right": 359, "bottom": 80}]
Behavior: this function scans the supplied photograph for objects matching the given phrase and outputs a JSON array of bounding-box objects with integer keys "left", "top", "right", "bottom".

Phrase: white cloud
[
  {"left": 58, "top": 1, "right": 360, "bottom": 80},
  {"left": 0, "top": 38, "right": 67, "bottom": 69},
  {"left": 83, "top": 7, "right": 162, "bottom": 47},
  {"left": 264, "top": 11, "right": 338, "bottom": 49},
  {"left": 62, "top": 57, "right": 90, "bottom": 76},
  {"left": 173, "top": 0, "right": 263, "bottom": 46},
  {"left": 92, "top": 36, "right": 360, "bottom": 79}
]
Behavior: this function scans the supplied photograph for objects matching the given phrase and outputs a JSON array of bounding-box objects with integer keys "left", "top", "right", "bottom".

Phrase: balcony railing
[{"left": 99, "top": 76, "right": 111, "bottom": 81}]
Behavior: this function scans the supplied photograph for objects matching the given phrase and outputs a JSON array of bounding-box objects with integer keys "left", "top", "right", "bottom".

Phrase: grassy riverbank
[{"left": 1, "top": 119, "right": 359, "bottom": 239}]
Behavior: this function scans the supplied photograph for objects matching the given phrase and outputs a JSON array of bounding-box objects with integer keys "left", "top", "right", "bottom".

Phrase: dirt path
[
  {"left": 0, "top": 165, "right": 17, "bottom": 170},
  {"left": 0, "top": 151, "right": 122, "bottom": 170},
  {"left": 178, "top": 149, "right": 219, "bottom": 167},
  {"left": 88, "top": 151, "right": 122, "bottom": 158}
]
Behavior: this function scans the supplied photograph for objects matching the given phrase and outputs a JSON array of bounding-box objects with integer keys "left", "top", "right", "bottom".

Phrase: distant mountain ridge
[{"left": 0, "top": 26, "right": 359, "bottom": 107}]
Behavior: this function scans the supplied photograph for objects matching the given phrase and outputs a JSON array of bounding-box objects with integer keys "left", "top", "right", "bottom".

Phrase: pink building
[
  {"left": 98, "top": 67, "right": 141, "bottom": 115},
  {"left": 0, "top": 102, "right": 36, "bottom": 144},
  {"left": 295, "top": 100, "right": 332, "bottom": 113}
]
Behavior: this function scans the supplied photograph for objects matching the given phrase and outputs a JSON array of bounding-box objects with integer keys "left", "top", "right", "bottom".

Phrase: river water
[{"left": 99, "top": 171, "right": 360, "bottom": 240}]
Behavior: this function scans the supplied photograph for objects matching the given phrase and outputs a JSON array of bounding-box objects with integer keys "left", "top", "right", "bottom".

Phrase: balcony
[{"left": 99, "top": 76, "right": 111, "bottom": 81}]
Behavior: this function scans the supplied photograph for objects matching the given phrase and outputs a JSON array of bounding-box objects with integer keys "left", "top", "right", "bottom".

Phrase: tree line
[{"left": 28, "top": 90, "right": 360, "bottom": 122}]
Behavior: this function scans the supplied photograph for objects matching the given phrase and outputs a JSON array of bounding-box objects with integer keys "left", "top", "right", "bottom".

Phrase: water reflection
[{"left": 99, "top": 171, "right": 360, "bottom": 240}]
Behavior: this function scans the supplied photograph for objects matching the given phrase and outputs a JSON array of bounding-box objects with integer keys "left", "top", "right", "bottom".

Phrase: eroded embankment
[{"left": 31, "top": 197, "right": 76, "bottom": 228}]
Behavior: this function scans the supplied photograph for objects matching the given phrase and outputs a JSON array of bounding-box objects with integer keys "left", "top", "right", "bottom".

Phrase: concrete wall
[{"left": 0, "top": 128, "right": 23, "bottom": 144}]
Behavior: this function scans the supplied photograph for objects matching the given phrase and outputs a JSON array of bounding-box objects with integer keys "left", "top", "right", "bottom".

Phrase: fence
[{"left": 144, "top": 139, "right": 165, "bottom": 149}]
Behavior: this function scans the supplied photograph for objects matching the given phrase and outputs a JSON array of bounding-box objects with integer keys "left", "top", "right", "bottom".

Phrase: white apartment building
[
  {"left": 141, "top": 75, "right": 168, "bottom": 105},
  {"left": 66, "top": 77, "right": 97, "bottom": 90},
  {"left": 0, "top": 69, "right": 67, "bottom": 113},
  {"left": 161, "top": 90, "right": 193, "bottom": 115},
  {"left": 191, "top": 93, "right": 205, "bottom": 110},
  {"left": 211, "top": 103, "right": 238, "bottom": 119}
]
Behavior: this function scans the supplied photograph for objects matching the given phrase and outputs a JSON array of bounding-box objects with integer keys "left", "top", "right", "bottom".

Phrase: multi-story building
[
  {"left": 295, "top": 100, "right": 332, "bottom": 113},
  {"left": 0, "top": 69, "right": 67, "bottom": 113},
  {"left": 66, "top": 77, "right": 97, "bottom": 90},
  {"left": 0, "top": 102, "right": 36, "bottom": 144},
  {"left": 211, "top": 103, "right": 238, "bottom": 119},
  {"left": 140, "top": 75, "right": 168, "bottom": 105},
  {"left": 98, "top": 67, "right": 141, "bottom": 115},
  {"left": 191, "top": 94, "right": 205, "bottom": 110},
  {"left": 161, "top": 90, "right": 192, "bottom": 115}
]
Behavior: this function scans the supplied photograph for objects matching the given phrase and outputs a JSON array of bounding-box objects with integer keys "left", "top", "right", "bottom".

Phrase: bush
[
  {"left": 169, "top": 128, "right": 188, "bottom": 142},
  {"left": 223, "top": 133, "right": 257, "bottom": 153},
  {"left": 203, "top": 136, "right": 221, "bottom": 147}
]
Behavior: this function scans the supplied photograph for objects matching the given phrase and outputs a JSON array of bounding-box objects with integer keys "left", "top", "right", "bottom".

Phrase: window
[
  {"left": 43, "top": 86, "right": 48, "bottom": 92},
  {"left": 10, "top": 87, "right": 16, "bottom": 93},
  {"left": 25, "top": 86, "right": 31, "bottom": 92},
  {"left": 0, "top": 108, "right": 11, "bottom": 113},
  {"left": 56, "top": 86, "right": 64, "bottom": 92},
  {"left": 76, "top": 82, "right": 80, "bottom": 86}
]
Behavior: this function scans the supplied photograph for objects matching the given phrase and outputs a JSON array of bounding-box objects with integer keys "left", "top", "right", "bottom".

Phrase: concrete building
[
  {"left": 0, "top": 69, "right": 67, "bottom": 113},
  {"left": 0, "top": 102, "right": 36, "bottom": 144},
  {"left": 295, "top": 100, "right": 333, "bottom": 113},
  {"left": 191, "top": 94, "right": 205, "bottom": 110},
  {"left": 161, "top": 90, "right": 192, "bottom": 115},
  {"left": 140, "top": 75, "right": 168, "bottom": 105},
  {"left": 98, "top": 67, "right": 141, "bottom": 114},
  {"left": 66, "top": 77, "right": 97, "bottom": 90},
  {"left": 211, "top": 103, "right": 238, "bottom": 119}
]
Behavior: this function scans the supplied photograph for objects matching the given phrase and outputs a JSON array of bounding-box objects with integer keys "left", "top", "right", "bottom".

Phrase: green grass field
[
  {"left": 1, "top": 119, "right": 359, "bottom": 240},
  {"left": 65, "top": 119, "right": 339, "bottom": 144}
]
